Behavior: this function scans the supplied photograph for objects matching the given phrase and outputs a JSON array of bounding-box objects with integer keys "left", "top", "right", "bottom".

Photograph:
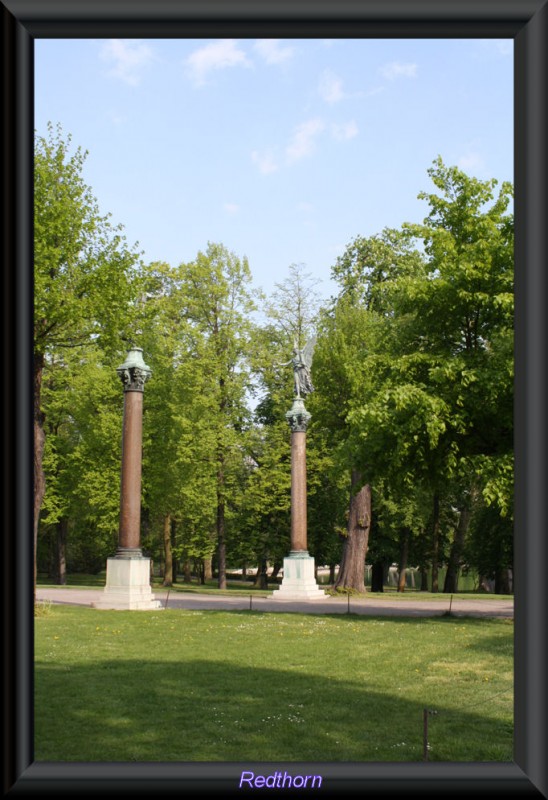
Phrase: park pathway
[{"left": 36, "top": 587, "right": 514, "bottom": 619}]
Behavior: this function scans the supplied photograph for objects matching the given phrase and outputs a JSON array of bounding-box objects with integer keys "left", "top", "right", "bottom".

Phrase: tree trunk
[
  {"left": 430, "top": 492, "right": 440, "bottom": 593},
  {"left": 495, "top": 568, "right": 512, "bottom": 594},
  {"left": 182, "top": 559, "right": 192, "bottom": 583},
  {"left": 203, "top": 556, "right": 213, "bottom": 581},
  {"left": 397, "top": 527, "right": 410, "bottom": 592},
  {"left": 271, "top": 561, "right": 282, "bottom": 581},
  {"left": 371, "top": 561, "right": 384, "bottom": 592},
  {"left": 171, "top": 518, "right": 177, "bottom": 583},
  {"left": 329, "top": 563, "right": 337, "bottom": 584},
  {"left": 332, "top": 471, "right": 371, "bottom": 593},
  {"left": 420, "top": 566, "right": 429, "bottom": 591},
  {"left": 54, "top": 518, "right": 68, "bottom": 585},
  {"left": 253, "top": 557, "right": 269, "bottom": 589},
  {"left": 197, "top": 558, "right": 206, "bottom": 584},
  {"left": 162, "top": 513, "right": 173, "bottom": 586},
  {"left": 34, "top": 355, "right": 46, "bottom": 605},
  {"left": 444, "top": 504, "right": 472, "bottom": 593},
  {"left": 217, "top": 453, "right": 227, "bottom": 588}
]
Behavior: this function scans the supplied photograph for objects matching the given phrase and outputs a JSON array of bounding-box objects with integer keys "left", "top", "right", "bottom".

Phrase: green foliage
[
  {"left": 313, "top": 157, "right": 513, "bottom": 581},
  {"left": 35, "top": 137, "right": 513, "bottom": 587},
  {"left": 466, "top": 501, "right": 513, "bottom": 582},
  {"left": 137, "top": 246, "right": 259, "bottom": 578},
  {"left": 34, "top": 122, "right": 144, "bottom": 360},
  {"left": 35, "top": 123, "right": 144, "bottom": 579}
]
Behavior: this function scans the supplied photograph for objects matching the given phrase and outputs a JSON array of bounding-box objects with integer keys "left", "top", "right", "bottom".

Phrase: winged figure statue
[{"left": 280, "top": 336, "right": 316, "bottom": 398}]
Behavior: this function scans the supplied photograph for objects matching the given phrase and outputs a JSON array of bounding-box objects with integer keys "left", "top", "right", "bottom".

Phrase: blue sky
[{"left": 35, "top": 37, "right": 513, "bottom": 302}]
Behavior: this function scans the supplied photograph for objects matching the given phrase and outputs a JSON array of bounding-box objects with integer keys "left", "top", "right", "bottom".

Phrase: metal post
[{"left": 423, "top": 709, "right": 437, "bottom": 760}]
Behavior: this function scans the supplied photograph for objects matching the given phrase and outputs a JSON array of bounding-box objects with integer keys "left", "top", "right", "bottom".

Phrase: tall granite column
[
  {"left": 288, "top": 400, "right": 310, "bottom": 555},
  {"left": 94, "top": 347, "right": 161, "bottom": 610},
  {"left": 117, "top": 353, "right": 148, "bottom": 557},
  {"left": 272, "top": 396, "right": 325, "bottom": 600}
]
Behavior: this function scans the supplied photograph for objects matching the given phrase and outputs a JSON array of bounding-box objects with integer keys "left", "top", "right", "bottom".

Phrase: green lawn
[{"left": 35, "top": 605, "right": 513, "bottom": 763}]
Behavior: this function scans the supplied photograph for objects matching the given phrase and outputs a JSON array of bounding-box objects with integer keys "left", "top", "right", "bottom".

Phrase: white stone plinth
[
  {"left": 93, "top": 557, "right": 163, "bottom": 610},
  {"left": 271, "top": 554, "right": 326, "bottom": 600}
]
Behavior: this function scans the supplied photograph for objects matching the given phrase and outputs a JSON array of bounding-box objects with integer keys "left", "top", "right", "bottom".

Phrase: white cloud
[
  {"left": 253, "top": 39, "right": 294, "bottom": 65},
  {"left": 365, "top": 86, "right": 385, "bottom": 97},
  {"left": 251, "top": 149, "right": 279, "bottom": 175},
  {"left": 253, "top": 116, "right": 354, "bottom": 177},
  {"left": 331, "top": 120, "right": 358, "bottom": 141},
  {"left": 379, "top": 61, "right": 418, "bottom": 80},
  {"left": 318, "top": 69, "right": 345, "bottom": 104},
  {"left": 286, "top": 118, "right": 325, "bottom": 163},
  {"left": 99, "top": 39, "right": 155, "bottom": 86},
  {"left": 223, "top": 202, "right": 240, "bottom": 214},
  {"left": 185, "top": 40, "right": 251, "bottom": 86}
]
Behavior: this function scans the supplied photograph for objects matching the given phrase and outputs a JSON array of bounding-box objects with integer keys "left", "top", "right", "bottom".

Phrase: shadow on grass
[{"left": 35, "top": 654, "right": 513, "bottom": 763}]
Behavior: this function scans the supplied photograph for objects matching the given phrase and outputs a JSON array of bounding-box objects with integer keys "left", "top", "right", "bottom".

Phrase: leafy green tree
[
  {"left": 37, "top": 339, "right": 129, "bottom": 579},
  {"left": 34, "top": 123, "right": 142, "bottom": 596},
  {"left": 137, "top": 261, "right": 217, "bottom": 584},
  {"left": 465, "top": 501, "right": 513, "bottom": 593},
  {"left": 312, "top": 158, "right": 513, "bottom": 592},
  {"left": 400, "top": 158, "right": 514, "bottom": 589},
  {"left": 173, "top": 243, "right": 257, "bottom": 589}
]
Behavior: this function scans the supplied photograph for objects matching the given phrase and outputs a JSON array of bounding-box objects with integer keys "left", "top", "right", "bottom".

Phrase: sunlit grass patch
[{"left": 35, "top": 606, "right": 513, "bottom": 762}]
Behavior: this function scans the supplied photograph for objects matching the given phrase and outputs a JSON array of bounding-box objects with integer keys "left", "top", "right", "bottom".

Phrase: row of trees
[{"left": 35, "top": 125, "right": 514, "bottom": 595}]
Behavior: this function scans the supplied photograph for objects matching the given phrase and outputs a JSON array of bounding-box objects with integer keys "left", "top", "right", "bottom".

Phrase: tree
[
  {"left": 175, "top": 243, "right": 257, "bottom": 589},
  {"left": 312, "top": 158, "right": 513, "bottom": 592},
  {"left": 265, "top": 262, "right": 322, "bottom": 347},
  {"left": 401, "top": 158, "right": 514, "bottom": 589},
  {"left": 466, "top": 501, "right": 513, "bottom": 593},
  {"left": 310, "top": 299, "right": 369, "bottom": 592},
  {"left": 34, "top": 123, "right": 142, "bottom": 598},
  {"left": 332, "top": 471, "right": 371, "bottom": 593},
  {"left": 137, "top": 261, "right": 218, "bottom": 584}
]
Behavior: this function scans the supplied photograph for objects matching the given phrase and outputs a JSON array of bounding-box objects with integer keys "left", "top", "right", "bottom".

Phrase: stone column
[
  {"left": 288, "top": 403, "right": 310, "bottom": 554},
  {"left": 94, "top": 347, "right": 161, "bottom": 610},
  {"left": 117, "top": 361, "right": 147, "bottom": 557},
  {"left": 272, "top": 397, "right": 325, "bottom": 600}
]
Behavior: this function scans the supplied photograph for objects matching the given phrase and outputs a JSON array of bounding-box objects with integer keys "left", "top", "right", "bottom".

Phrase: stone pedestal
[
  {"left": 93, "top": 557, "right": 162, "bottom": 610},
  {"left": 272, "top": 553, "right": 326, "bottom": 600}
]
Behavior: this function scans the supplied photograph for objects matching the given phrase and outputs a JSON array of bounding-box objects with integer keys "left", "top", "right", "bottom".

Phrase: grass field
[{"left": 34, "top": 605, "right": 513, "bottom": 763}]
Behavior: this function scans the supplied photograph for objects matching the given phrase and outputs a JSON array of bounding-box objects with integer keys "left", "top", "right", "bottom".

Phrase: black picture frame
[{"left": 2, "top": 1, "right": 547, "bottom": 796}]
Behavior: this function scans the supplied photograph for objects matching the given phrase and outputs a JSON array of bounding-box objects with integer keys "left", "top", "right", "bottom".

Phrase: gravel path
[{"left": 36, "top": 587, "right": 514, "bottom": 618}]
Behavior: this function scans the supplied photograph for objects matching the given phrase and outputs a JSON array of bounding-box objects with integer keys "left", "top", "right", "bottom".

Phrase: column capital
[
  {"left": 117, "top": 347, "right": 152, "bottom": 392},
  {"left": 286, "top": 397, "right": 311, "bottom": 432}
]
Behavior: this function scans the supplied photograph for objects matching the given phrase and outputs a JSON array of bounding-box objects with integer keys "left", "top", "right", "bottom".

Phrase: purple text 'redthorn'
[{"left": 239, "top": 771, "right": 322, "bottom": 789}]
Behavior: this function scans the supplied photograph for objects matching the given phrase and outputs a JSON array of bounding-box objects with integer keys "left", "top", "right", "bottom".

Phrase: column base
[
  {"left": 271, "top": 554, "right": 326, "bottom": 600},
  {"left": 93, "top": 557, "right": 163, "bottom": 610}
]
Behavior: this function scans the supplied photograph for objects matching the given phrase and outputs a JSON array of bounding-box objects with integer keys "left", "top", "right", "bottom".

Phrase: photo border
[{"left": 3, "top": 0, "right": 547, "bottom": 796}]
